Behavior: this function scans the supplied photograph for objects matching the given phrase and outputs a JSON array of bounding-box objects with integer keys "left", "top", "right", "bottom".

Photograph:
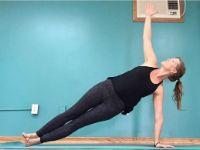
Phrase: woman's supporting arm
[{"left": 153, "top": 85, "right": 164, "bottom": 145}]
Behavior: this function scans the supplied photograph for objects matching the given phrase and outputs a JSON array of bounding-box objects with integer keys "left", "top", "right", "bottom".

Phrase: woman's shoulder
[{"left": 139, "top": 62, "right": 158, "bottom": 68}]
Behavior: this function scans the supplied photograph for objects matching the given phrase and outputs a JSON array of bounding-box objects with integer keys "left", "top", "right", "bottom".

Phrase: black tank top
[{"left": 107, "top": 65, "right": 163, "bottom": 115}]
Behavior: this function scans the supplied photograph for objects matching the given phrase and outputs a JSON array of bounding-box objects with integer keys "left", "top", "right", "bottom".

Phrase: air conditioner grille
[{"left": 168, "top": 0, "right": 178, "bottom": 10}]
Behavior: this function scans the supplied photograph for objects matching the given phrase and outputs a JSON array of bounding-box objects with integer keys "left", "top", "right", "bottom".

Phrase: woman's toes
[
  {"left": 24, "top": 138, "right": 31, "bottom": 147},
  {"left": 22, "top": 132, "right": 26, "bottom": 138},
  {"left": 24, "top": 138, "right": 41, "bottom": 147},
  {"left": 22, "top": 132, "right": 29, "bottom": 138},
  {"left": 25, "top": 137, "right": 30, "bottom": 142},
  {"left": 22, "top": 132, "right": 39, "bottom": 139},
  {"left": 22, "top": 133, "right": 30, "bottom": 144}
]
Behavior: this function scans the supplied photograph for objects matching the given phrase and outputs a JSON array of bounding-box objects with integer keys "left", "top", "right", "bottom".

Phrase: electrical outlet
[{"left": 31, "top": 104, "right": 39, "bottom": 115}]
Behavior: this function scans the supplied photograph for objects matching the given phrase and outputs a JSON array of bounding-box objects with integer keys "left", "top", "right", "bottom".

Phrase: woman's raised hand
[{"left": 145, "top": 3, "right": 158, "bottom": 17}]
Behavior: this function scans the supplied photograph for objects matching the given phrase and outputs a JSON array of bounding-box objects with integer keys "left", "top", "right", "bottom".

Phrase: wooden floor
[{"left": 0, "top": 136, "right": 200, "bottom": 145}]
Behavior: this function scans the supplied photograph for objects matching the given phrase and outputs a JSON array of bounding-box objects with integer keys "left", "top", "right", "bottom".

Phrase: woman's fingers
[
  {"left": 156, "top": 143, "right": 175, "bottom": 148},
  {"left": 153, "top": 10, "right": 159, "bottom": 15},
  {"left": 145, "top": 3, "right": 158, "bottom": 16}
]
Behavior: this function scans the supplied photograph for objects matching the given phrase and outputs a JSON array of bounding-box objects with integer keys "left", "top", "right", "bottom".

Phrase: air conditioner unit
[{"left": 133, "top": 0, "right": 185, "bottom": 22}]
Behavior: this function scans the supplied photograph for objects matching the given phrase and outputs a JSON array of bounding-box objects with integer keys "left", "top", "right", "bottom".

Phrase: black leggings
[{"left": 36, "top": 79, "right": 125, "bottom": 143}]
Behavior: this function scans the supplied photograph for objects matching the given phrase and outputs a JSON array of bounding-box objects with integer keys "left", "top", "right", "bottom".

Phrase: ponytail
[
  {"left": 172, "top": 79, "right": 183, "bottom": 110},
  {"left": 168, "top": 57, "right": 185, "bottom": 110}
]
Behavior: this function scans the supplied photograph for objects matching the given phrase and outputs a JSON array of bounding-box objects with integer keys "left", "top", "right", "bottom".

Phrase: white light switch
[{"left": 31, "top": 104, "right": 39, "bottom": 115}]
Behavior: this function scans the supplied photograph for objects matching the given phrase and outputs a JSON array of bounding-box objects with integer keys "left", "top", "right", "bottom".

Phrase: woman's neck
[{"left": 153, "top": 67, "right": 171, "bottom": 82}]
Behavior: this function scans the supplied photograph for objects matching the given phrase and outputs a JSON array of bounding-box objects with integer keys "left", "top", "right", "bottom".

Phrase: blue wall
[{"left": 0, "top": 1, "right": 199, "bottom": 138}]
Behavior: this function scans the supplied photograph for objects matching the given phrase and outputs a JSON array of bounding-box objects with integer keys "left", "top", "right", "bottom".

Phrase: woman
[{"left": 22, "top": 4, "right": 185, "bottom": 148}]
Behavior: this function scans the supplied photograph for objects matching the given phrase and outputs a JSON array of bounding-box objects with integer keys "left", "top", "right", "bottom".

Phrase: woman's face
[{"left": 161, "top": 58, "right": 180, "bottom": 74}]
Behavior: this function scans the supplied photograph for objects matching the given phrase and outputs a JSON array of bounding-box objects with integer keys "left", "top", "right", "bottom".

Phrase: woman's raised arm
[{"left": 143, "top": 4, "right": 158, "bottom": 66}]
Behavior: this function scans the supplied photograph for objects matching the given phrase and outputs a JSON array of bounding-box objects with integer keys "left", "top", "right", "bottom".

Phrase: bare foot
[
  {"left": 22, "top": 132, "right": 39, "bottom": 143},
  {"left": 22, "top": 132, "right": 39, "bottom": 139},
  {"left": 24, "top": 137, "right": 41, "bottom": 147}
]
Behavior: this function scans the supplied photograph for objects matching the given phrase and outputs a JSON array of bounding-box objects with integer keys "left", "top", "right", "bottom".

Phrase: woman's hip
[{"left": 96, "top": 79, "right": 125, "bottom": 111}]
